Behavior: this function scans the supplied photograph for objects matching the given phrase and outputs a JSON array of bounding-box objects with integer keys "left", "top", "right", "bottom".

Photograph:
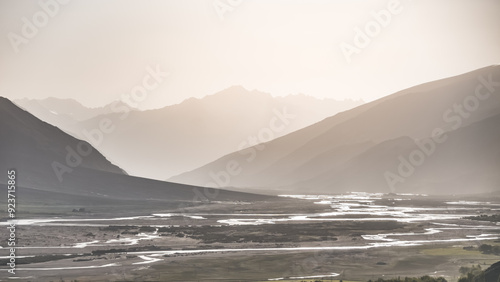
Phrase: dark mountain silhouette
[{"left": 0, "top": 97, "right": 271, "bottom": 207}]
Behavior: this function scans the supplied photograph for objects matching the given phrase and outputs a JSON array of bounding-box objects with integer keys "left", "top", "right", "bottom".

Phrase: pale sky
[{"left": 0, "top": 0, "right": 499, "bottom": 109}]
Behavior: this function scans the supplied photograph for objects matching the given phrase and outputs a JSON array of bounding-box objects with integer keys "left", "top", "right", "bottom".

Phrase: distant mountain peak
[{"left": 222, "top": 85, "right": 249, "bottom": 92}]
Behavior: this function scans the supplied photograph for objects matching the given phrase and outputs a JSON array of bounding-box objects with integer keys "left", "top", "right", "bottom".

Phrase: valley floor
[{"left": 1, "top": 192, "right": 500, "bottom": 282}]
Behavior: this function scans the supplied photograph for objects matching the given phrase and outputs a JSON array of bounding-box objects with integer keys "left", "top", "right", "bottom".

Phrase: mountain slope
[
  {"left": 293, "top": 113, "right": 500, "bottom": 194},
  {"left": 0, "top": 97, "right": 271, "bottom": 206},
  {"left": 171, "top": 65, "right": 500, "bottom": 194},
  {"left": 0, "top": 96, "right": 125, "bottom": 185}
]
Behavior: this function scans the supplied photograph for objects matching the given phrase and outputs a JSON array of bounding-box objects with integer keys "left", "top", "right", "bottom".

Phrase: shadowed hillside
[{"left": 0, "top": 97, "right": 272, "bottom": 209}]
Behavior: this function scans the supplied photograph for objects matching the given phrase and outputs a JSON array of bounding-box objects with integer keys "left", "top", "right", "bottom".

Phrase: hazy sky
[{"left": 0, "top": 0, "right": 499, "bottom": 109}]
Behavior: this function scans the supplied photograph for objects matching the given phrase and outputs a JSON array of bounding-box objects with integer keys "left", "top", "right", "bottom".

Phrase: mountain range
[
  {"left": 170, "top": 66, "right": 500, "bottom": 195},
  {"left": 6, "top": 66, "right": 499, "bottom": 196},
  {"left": 15, "top": 87, "right": 363, "bottom": 180}
]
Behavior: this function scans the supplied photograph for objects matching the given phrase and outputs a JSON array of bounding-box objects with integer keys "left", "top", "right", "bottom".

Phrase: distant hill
[
  {"left": 0, "top": 97, "right": 271, "bottom": 208},
  {"left": 13, "top": 98, "right": 134, "bottom": 136},
  {"left": 26, "top": 86, "right": 361, "bottom": 180},
  {"left": 14, "top": 97, "right": 118, "bottom": 121},
  {"left": 171, "top": 66, "right": 500, "bottom": 195}
]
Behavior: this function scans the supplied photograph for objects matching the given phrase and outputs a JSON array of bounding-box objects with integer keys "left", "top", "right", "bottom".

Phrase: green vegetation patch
[{"left": 464, "top": 214, "right": 500, "bottom": 222}]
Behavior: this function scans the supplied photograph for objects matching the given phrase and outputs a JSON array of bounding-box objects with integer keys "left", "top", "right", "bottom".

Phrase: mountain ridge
[
  {"left": 33, "top": 87, "right": 362, "bottom": 180},
  {"left": 170, "top": 65, "right": 500, "bottom": 195}
]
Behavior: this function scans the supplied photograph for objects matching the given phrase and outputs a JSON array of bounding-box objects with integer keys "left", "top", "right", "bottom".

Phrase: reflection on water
[
  {"left": 133, "top": 255, "right": 163, "bottom": 265},
  {"left": 121, "top": 230, "right": 497, "bottom": 262},
  {"left": 3, "top": 192, "right": 500, "bottom": 272},
  {"left": 17, "top": 263, "right": 119, "bottom": 271},
  {"left": 220, "top": 193, "right": 479, "bottom": 225},
  {"left": 107, "top": 228, "right": 160, "bottom": 246},
  {"left": 446, "top": 201, "right": 500, "bottom": 206},
  {"left": 269, "top": 272, "right": 340, "bottom": 280},
  {"left": 74, "top": 240, "right": 100, "bottom": 248}
]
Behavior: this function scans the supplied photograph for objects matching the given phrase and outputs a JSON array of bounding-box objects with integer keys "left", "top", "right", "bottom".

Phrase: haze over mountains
[
  {"left": 0, "top": 97, "right": 270, "bottom": 208},
  {"left": 15, "top": 87, "right": 363, "bottom": 180},
  {"left": 5, "top": 66, "right": 499, "bottom": 196},
  {"left": 171, "top": 66, "right": 500, "bottom": 195},
  {"left": 14, "top": 97, "right": 127, "bottom": 122},
  {"left": 13, "top": 98, "right": 135, "bottom": 137}
]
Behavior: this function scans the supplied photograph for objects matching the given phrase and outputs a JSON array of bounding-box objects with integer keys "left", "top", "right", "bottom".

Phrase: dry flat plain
[{"left": 2, "top": 192, "right": 500, "bottom": 282}]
